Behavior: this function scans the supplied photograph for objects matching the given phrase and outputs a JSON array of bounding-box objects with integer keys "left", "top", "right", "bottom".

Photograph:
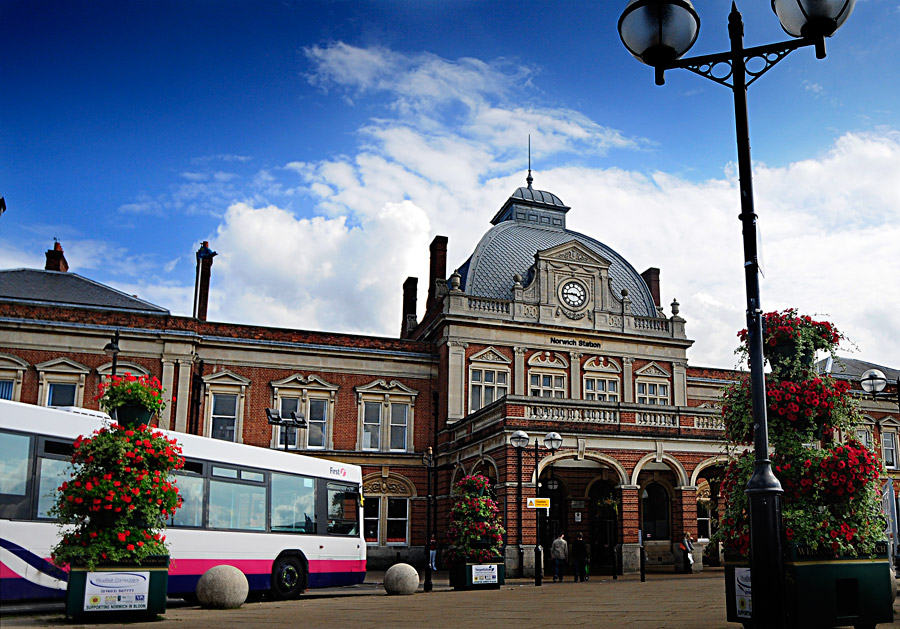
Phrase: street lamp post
[
  {"left": 265, "top": 408, "right": 307, "bottom": 452},
  {"left": 510, "top": 430, "right": 530, "bottom": 578},
  {"left": 534, "top": 432, "right": 562, "bottom": 587},
  {"left": 618, "top": 1, "right": 855, "bottom": 625},
  {"left": 103, "top": 329, "right": 121, "bottom": 377},
  {"left": 423, "top": 446, "right": 436, "bottom": 592}
]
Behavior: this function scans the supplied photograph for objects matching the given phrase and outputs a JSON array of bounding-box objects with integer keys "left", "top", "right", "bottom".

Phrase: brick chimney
[
  {"left": 641, "top": 267, "right": 661, "bottom": 308},
  {"left": 45, "top": 241, "right": 69, "bottom": 272},
  {"left": 193, "top": 241, "right": 217, "bottom": 321},
  {"left": 426, "top": 235, "right": 448, "bottom": 311},
  {"left": 401, "top": 277, "right": 418, "bottom": 338}
]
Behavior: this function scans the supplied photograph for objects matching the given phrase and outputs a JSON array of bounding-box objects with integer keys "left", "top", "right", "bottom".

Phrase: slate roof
[
  {"left": 818, "top": 357, "right": 899, "bottom": 382},
  {"left": 458, "top": 185, "right": 658, "bottom": 318},
  {"left": 0, "top": 269, "right": 170, "bottom": 314}
]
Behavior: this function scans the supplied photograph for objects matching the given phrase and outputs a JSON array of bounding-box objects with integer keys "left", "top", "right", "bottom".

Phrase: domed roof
[{"left": 457, "top": 184, "right": 658, "bottom": 318}]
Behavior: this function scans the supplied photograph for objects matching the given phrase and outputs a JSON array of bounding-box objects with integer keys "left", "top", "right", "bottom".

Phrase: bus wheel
[{"left": 272, "top": 556, "right": 304, "bottom": 599}]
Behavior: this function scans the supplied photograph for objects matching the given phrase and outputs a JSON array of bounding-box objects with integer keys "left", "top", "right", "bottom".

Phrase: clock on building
[{"left": 560, "top": 280, "right": 587, "bottom": 309}]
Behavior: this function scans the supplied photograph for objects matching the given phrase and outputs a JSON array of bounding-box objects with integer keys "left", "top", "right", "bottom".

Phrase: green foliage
[
  {"left": 444, "top": 474, "right": 505, "bottom": 565},
  {"left": 716, "top": 309, "right": 885, "bottom": 560},
  {"left": 95, "top": 373, "right": 171, "bottom": 415},
  {"left": 51, "top": 423, "right": 185, "bottom": 569}
]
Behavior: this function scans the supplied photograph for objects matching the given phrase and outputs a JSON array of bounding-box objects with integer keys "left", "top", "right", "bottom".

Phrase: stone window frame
[
  {"left": 355, "top": 380, "right": 419, "bottom": 453},
  {"left": 880, "top": 418, "right": 900, "bottom": 470},
  {"left": 269, "top": 374, "right": 338, "bottom": 451},
  {"left": 856, "top": 416, "right": 876, "bottom": 450},
  {"left": 201, "top": 370, "right": 251, "bottom": 444},
  {"left": 35, "top": 357, "right": 90, "bottom": 408},
  {"left": 468, "top": 347, "right": 511, "bottom": 413},
  {"left": 634, "top": 363, "right": 672, "bottom": 406},
  {"left": 0, "top": 353, "right": 29, "bottom": 402},
  {"left": 527, "top": 351, "right": 569, "bottom": 399},
  {"left": 582, "top": 356, "right": 621, "bottom": 402},
  {"left": 362, "top": 473, "right": 416, "bottom": 546}
]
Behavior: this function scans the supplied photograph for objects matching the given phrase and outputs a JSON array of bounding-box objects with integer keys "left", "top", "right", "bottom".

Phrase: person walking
[
  {"left": 571, "top": 532, "right": 588, "bottom": 582},
  {"left": 681, "top": 532, "right": 695, "bottom": 574},
  {"left": 428, "top": 537, "right": 437, "bottom": 571},
  {"left": 551, "top": 532, "right": 568, "bottom": 583}
]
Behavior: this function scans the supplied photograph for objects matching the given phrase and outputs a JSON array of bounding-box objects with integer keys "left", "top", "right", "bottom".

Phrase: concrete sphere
[
  {"left": 383, "top": 563, "right": 419, "bottom": 595},
  {"left": 196, "top": 565, "right": 249, "bottom": 609}
]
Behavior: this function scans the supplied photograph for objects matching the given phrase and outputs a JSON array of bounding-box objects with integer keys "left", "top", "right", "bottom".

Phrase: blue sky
[{"left": 2, "top": 0, "right": 898, "bottom": 370}]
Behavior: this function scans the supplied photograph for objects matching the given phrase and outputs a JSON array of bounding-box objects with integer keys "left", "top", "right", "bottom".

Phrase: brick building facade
[{"left": 2, "top": 182, "right": 897, "bottom": 574}]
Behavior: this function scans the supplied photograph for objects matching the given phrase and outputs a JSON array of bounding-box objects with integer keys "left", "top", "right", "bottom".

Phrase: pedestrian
[
  {"left": 680, "top": 532, "right": 694, "bottom": 574},
  {"left": 571, "top": 532, "right": 587, "bottom": 582},
  {"left": 551, "top": 532, "right": 568, "bottom": 582},
  {"left": 428, "top": 537, "right": 437, "bottom": 571}
]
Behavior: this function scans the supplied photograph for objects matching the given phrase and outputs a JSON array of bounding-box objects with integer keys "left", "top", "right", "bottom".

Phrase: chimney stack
[
  {"left": 401, "top": 277, "right": 418, "bottom": 338},
  {"left": 641, "top": 267, "right": 661, "bottom": 308},
  {"left": 45, "top": 240, "right": 69, "bottom": 272},
  {"left": 426, "top": 235, "right": 448, "bottom": 311},
  {"left": 193, "top": 241, "right": 217, "bottom": 321}
]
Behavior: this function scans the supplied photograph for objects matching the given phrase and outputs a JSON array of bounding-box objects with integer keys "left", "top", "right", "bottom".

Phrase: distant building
[{"left": 1, "top": 178, "right": 896, "bottom": 573}]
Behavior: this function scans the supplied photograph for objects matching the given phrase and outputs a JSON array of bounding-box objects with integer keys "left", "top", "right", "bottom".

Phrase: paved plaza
[{"left": 4, "top": 568, "right": 900, "bottom": 628}]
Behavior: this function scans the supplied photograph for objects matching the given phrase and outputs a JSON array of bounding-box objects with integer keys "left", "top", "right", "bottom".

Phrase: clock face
[{"left": 561, "top": 281, "right": 587, "bottom": 309}]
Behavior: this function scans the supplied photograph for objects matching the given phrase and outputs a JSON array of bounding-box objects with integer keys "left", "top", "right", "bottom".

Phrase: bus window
[
  {"left": 170, "top": 473, "right": 204, "bottom": 528},
  {"left": 36, "top": 457, "right": 73, "bottom": 519},
  {"left": 0, "top": 431, "right": 33, "bottom": 519},
  {"left": 327, "top": 483, "right": 359, "bottom": 536},
  {"left": 271, "top": 473, "right": 316, "bottom": 533},
  {"left": 209, "top": 479, "right": 266, "bottom": 531}
]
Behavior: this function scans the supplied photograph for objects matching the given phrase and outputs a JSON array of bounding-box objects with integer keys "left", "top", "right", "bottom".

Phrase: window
[
  {"left": 0, "top": 380, "right": 13, "bottom": 400},
  {"left": 271, "top": 472, "right": 316, "bottom": 533},
  {"left": 697, "top": 500, "right": 711, "bottom": 541},
  {"left": 637, "top": 381, "right": 669, "bottom": 405},
  {"left": 0, "top": 353, "right": 28, "bottom": 402},
  {"left": 271, "top": 374, "right": 339, "bottom": 451},
  {"left": 584, "top": 376, "right": 619, "bottom": 401},
  {"left": 356, "top": 380, "right": 418, "bottom": 453},
  {"left": 386, "top": 498, "right": 409, "bottom": 544},
  {"left": 208, "top": 469, "right": 266, "bottom": 530},
  {"left": 857, "top": 428, "right": 872, "bottom": 449},
  {"left": 642, "top": 483, "right": 670, "bottom": 541},
  {"left": 48, "top": 383, "right": 76, "bottom": 407},
  {"left": 364, "top": 499, "right": 380, "bottom": 543},
  {"left": 36, "top": 357, "right": 88, "bottom": 408},
  {"left": 0, "top": 431, "right": 33, "bottom": 519},
  {"left": 308, "top": 399, "right": 327, "bottom": 449},
  {"left": 470, "top": 367, "right": 508, "bottom": 412},
  {"left": 362, "top": 402, "right": 381, "bottom": 450},
  {"left": 170, "top": 472, "right": 204, "bottom": 528},
  {"left": 211, "top": 393, "right": 238, "bottom": 442},
  {"left": 327, "top": 483, "right": 360, "bottom": 536},
  {"left": 530, "top": 372, "right": 566, "bottom": 398},
  {"left": 37, "top": 457, "right": 73, "bottom": 519},
  {"left": 883, "top": 431, "right": 897, "bottom": 469}
]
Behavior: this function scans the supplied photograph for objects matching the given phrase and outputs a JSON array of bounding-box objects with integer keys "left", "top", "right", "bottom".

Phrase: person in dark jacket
[{"left": 571, "top": 532, "right": 588, "bottom": 582}]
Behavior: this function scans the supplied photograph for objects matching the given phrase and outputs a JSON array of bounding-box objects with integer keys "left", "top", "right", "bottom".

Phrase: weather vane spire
[{"left": 526, "top": 134, "right": 533, "bottom": 190}]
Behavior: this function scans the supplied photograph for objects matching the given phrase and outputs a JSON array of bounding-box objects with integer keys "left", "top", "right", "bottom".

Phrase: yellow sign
[{"left": 527, "top": 498, "right": 550, "bottom": 509}]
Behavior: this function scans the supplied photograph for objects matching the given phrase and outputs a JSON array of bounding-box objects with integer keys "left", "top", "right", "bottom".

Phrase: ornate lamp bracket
[{"left": 669, "top": 38, "right": 811, "bottom": 89}]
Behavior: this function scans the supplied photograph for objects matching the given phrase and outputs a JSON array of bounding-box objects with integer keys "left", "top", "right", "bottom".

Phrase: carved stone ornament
[
  {"left": 560, "top": 307, "right": 585, "bottom": 320},
  {"left": 363, "top": 478, "right": 412, "bottom": 496},
  {"left": 555, "top": 248, "right": 592, "bottom": 263},
  {"left": 583, "top": 356, "right": 621, "bottom": 373},
  {"left": 469, "top": 347, "right": 512, "bottom": 364}
]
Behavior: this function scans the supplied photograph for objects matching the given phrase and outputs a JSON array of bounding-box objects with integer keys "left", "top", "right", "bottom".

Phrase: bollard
[{"left": 640, "top": 546, "right": 646, "bottom": 582}]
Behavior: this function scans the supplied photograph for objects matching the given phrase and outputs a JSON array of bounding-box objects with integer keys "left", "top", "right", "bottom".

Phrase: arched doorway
[
  {"left": 538, "top": 475, "right": 567, "bottom": 573},
  {"left": 588, "top": 480, "right": 619, "bottom": 570}
]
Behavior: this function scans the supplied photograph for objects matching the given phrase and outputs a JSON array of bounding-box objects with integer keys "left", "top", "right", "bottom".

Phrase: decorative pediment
[
  {"left": 634, "top": 362, "right": 671, "bottom": 378},
  {"left": 859, "top": 415, "right": 877, "bottom": 426},
  {"left": 583, "top": 356, "right": 621, "bottom": 373},
  {"left": 528, "top": 351, "right": 569, "bottom": 369},
  {"left": 538, "top": 240, "right": 611, "bottom": 268},
  {"left": 355, "top": 379, "right": 419, "bottom": 402},
  {"left": 271, "top": 373, "right": 338, "bottom": 391},
  {"left": 98, "top": 362, "right": 149, "bottom": 377},
  {"left": 0, "top": 353, "right": 29, "bottom": 371},
  {"left": 880, "top": 416, "right": 900, "bottom": 430},
  {"left": 35, "top": 357, "right": 90, "bottom": 375},
  {"left": 202, "top": 369, "right": 251, "bottom": 387},
  {"left": 470, "top": 347, "right": 512, "bottom": 365}
]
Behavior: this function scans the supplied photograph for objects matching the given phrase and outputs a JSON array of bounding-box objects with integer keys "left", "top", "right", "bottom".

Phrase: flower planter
[
  {"left": 113, "top": 404, "right": 154, "bottom": 428},
  {"left": 448, "top": 561, "right": 505, "bottom": 590},
  {"left": 725, "top": 542, "right": 894, "bottom": 627},
  {"left": 65, "top": 555, "right": 169, "bottom": 621}
]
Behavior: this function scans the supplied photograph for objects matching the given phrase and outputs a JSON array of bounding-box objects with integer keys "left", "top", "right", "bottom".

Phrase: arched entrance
[
  {"left": 588, "top": 480, "right": 619, "bottom": 570},
  {"left": 538, "top": 475, "right": 567, "bottom": 574}
]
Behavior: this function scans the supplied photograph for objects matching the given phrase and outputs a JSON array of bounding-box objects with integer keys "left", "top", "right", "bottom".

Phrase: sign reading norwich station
[
  {"left": 527, "top": 498, "right": 550, "bottom": 509},
  {"left": 549, "top": 337, "right": 602, "bottom": 349}
]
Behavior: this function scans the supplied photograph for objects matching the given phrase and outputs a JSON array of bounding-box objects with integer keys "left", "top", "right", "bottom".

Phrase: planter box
[
  {"left": 66, "top": 556, "right": 169, "bottom": 621},
  {"left": 725, "top": 542, "right": 894, "bottom": 627},
  {"left": 448, "top": 561, "right": 505, "bottom": 590}
]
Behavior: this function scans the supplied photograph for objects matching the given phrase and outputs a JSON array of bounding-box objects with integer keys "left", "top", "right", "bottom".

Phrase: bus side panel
[
  {"left": 307, "top": 559, "right": 366, "bottom": 588},
  {"left": 167, "top": 559, "right": 273, "bottom": 595},
  {"left": 0, "top": 533, "right": 68, "bottom": 602}
]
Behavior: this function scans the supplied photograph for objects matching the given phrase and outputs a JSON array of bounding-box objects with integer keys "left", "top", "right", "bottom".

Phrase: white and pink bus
[{"left": 0, "top": 399, "right": 365, "bottom": 603}]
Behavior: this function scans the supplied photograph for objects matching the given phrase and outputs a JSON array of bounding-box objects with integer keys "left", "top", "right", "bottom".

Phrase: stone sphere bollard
[
  {"left": 383, "top": 563, "right": 419, "bottom": 595},
  {"left": 196, "top": 565, "right": 249, "bottom": 609}
]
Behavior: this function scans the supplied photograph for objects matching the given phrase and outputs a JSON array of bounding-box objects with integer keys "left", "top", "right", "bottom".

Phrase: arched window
[{"left": 641, "top": 483, "right": 670, "bottom": 541}]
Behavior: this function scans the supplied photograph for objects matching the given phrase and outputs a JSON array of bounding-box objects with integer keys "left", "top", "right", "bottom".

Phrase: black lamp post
[
  {"left": 510, "top": 430, "right": 530, "bottom": 578},
  {"left": 422, "top": 446, "right": 436, "bottom": 592},
  {"left": 618, "top": 1, "right": 855, "bottom": 626},
  {"left": 534, "top": 431, "right": 562, "bottom": 587},
  {"left": 103, "top": 329, "right": 121, "bottom": 377}
]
